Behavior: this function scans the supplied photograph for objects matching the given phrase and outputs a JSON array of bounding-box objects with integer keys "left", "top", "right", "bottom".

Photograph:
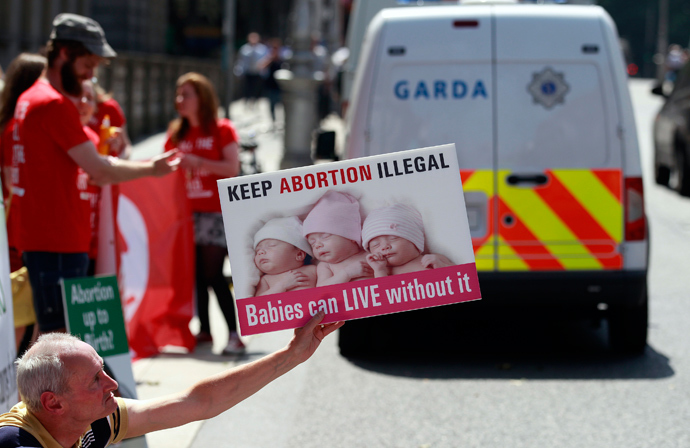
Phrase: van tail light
[{"left": 624, "top": 176, "right": 646, "bottom": 241}]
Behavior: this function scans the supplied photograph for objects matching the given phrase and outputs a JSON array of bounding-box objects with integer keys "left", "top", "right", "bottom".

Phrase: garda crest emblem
[{"left": 527, "top": 67, "right": 569, "bottom": 109}]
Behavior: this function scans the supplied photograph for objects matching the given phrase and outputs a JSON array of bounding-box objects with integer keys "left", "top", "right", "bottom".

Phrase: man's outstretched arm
[
  {"left": 68, "top": 140, "right": 178, "bottom": 186},
  {"left": 123, "top": 312, "right": 343, "bottom": 438}
]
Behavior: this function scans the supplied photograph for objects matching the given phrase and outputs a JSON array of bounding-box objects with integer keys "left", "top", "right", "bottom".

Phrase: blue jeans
[
  {"left": 266, "top": 89, "right": 282, "bottom": 123},
  {"left": 23, "top": 251, "right": 89, "bottom": 332}
]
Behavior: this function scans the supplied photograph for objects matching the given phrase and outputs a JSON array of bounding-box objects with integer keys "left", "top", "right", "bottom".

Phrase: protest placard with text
[
  {"left": 218, "top": 144, "right": 480, "bottom": 336},
  {"left": 0, "top": 197, "right": 15, "bottom": 413}
]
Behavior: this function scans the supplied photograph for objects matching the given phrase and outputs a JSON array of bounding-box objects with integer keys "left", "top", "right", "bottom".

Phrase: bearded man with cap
[{"left": 10, "top": 14, "right": 178, "bottom": 336}]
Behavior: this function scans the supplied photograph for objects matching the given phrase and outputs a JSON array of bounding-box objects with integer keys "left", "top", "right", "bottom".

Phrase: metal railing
[{"left": 97, "top": 53, "right": 227, "bottom": 141}]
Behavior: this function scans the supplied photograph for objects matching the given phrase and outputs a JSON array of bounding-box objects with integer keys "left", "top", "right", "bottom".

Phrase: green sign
[{"left": 61, "top": 276, "right": 129, "bottom": 357}]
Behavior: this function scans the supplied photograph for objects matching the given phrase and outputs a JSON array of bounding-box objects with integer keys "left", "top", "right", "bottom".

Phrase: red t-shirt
[
  {"left": 0, "top": 120, "right": 14, "bottom": 204},
  {"left": 87, "top": 97, "right": 126, "bottom": 133},
  {"left": 164, "top": 118, "right": 239, "bottom": 213},
  {"left": 1, "top": 119, "right": 19, "bottom": 252},
  {"left": 82, "top": 126, "right": 102, "bottom": 259},
  {"left": 13, "top": 80, "right": 91, "bottom": 253}
]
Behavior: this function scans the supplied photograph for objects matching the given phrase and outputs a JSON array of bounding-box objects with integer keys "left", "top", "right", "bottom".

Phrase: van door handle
[{"left": 506, "top": 174, "right": 548, "bottom": 186}]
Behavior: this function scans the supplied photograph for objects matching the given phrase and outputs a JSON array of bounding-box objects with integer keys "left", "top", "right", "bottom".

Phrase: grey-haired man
[{"left": 0, "top": 312, "right": 342, "bottom": 447}]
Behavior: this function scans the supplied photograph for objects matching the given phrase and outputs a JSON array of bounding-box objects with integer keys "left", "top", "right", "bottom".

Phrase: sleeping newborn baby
[
  {"left": 303, "top": 190, "right": 373, "bottom": 286},
  {"left": 253, "top": 216, "right": 317, "bottom": 296},
  {"left": 362, "top": 203, "right": 453, "bottom": 277}
]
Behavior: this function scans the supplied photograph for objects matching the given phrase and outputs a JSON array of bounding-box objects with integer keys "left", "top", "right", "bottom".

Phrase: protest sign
[
  {"left": 218, "top": 144, "right": 481, "bottom": 336},
  {"left": 62, "top": 276, "right": 139, "bottom": 401},
  {"left": 0, "top": 197, "right": 16, "bottom": 413}
]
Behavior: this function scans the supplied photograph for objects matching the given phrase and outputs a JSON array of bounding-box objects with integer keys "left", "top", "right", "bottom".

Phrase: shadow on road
[
  {"left": 134, "top": 346, "right": 270, "bottom": 368},
  {"left": 344, "top": 311, "right": 673, "bottom": 381}
]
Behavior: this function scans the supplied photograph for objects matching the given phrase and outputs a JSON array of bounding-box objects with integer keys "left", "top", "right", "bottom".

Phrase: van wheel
[
  {"left": 654, "top": 160, "right": 670, "bottom": 186},
  {"left": 608, "top": 294, "right": 648, "bottom": 355},
  {"left": 654, "top": 144, "right": 670, "bottom": 186},
  {"left": 670, "top": 144, "right": 690, "bottom": 195},
  {"left": 338, "top": 316, "right": 403, "bottom": 357},
  {"left": 338, "top": 321, "right": 369, "bottom": 357}
]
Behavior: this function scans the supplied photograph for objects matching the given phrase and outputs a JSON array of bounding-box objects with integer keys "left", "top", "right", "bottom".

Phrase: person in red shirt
[
  {"left": 0, "top": 53, "right": 46, "bottom": 271},
  {"left": 164, "top": 72, "right": 243, "bottom": 355},
  {"left": 0, "top": 52, "right": 46, "bottom": 354},
  {"left": 87, "top": 81, "right": 131, "bottom": 159},
  {"left": 72, "top": 79, "right": 105, "bottom": 272},
  {"left": 15, "top": 13, "right": 178, "bottom": 335}
]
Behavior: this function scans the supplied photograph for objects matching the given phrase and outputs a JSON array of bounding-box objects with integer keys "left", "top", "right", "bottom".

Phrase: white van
[
  {"left": 342, "top": 0, "right": 457, "bottom": 113},
  {"left": 342, "top": 3, "right": 649, "bottom": 354}
]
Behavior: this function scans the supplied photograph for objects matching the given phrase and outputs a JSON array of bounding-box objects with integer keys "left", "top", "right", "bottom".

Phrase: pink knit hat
[
  {"left": 302, "top": 190, "right": 362, "bottom": 246},
  {"left": 362, "top": 203, "right": 425, "bottom": 253}
]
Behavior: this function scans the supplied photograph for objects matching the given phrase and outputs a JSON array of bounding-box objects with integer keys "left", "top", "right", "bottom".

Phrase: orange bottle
[{"left": 98, "top": 114, "right": 112, "bottom": 155}]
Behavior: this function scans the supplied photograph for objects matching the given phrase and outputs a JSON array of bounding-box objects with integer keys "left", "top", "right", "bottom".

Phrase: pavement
[{"left": 128, "top": 99, "right": 345, "bottom": 448}]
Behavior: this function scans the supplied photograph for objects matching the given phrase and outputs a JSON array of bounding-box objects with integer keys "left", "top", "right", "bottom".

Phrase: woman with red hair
[{"left": 165, "top": 72, "right": 243, "bottom": 355}]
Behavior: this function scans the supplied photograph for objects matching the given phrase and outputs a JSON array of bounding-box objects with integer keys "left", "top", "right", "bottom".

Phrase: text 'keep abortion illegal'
[{"left": 225, "top": 152, "right": 451, "bottom": 202}]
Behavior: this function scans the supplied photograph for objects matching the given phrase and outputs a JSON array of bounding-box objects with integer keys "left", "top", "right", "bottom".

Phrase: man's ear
[
  {"left": 296, "top": 250, "right": 306, "bottom": 261},
  {"left": 59, "top": 47, "right": 71, "bottom": 62},
  {"left": 40, "top": 391, "right": 65, "bottom": 415},
  {"left": 52, "top": 47, "right": 72, "bottom": 69}
]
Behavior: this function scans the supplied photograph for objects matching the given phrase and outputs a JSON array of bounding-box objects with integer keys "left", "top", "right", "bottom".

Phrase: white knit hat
[
  {"left": 253, "top": 216, "right": 313, "bottom": 257},
  {"left": 362, "top": 204, "right": 425, "bottom": 253}
]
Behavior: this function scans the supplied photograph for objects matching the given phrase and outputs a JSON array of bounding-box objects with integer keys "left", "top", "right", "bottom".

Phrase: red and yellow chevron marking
[
  {"left": 498, "top": 168, "right": 622, "bottom": 271},
  {"left": 534, "top": 170, "right": 622, "bottom": 268},
  {"left": 460, "top": 168, "right": 623, "bottom": 272},
  {"left": 497, "top": 195, "right": 565, "bottom": 270},
  {"left": 591, "top": 169, "right": 622, "bottom": 202}
]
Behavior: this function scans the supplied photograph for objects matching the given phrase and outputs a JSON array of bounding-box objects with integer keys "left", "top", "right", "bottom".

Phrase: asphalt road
[{"left": 184, "top": 79, "right": 690, "bottom": 448}]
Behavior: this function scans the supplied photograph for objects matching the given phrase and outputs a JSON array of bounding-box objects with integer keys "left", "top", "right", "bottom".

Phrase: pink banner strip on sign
[{"left": 237, "top": 263, "right": 481, "bottom": 335}]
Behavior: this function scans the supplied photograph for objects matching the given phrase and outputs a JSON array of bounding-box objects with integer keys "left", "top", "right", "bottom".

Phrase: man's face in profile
[
  {"left": 59, "top": 342, "right": 119, "bottom": 422},
  {"left": 61, "top": 53, "right": 102, "bottom": 97}
]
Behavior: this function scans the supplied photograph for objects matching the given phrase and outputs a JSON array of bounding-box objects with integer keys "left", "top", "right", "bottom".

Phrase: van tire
[
  {"left": 654, "top": 142, "right": 670, "bottom": 186},
  {"left": 338, "top": 315, "right": 405, "bottom": 357},
  {"left": 654, "top": 161, "right": 670, "bottom": 186},
  {"left": 338, "top": 321, "right": 369, "bottom": 357},
  {"left": 671, "top": 142, "right": 690, "bottom": 195},
  {"left": 608, "top": 292, "right": 648, "bottom": 355}
]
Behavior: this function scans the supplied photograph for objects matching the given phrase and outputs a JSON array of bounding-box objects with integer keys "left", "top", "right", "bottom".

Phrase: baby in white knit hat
[
  {"left": 253, "top": 216, "right": 317, "bottom": 296},
  {"left": 362, "top": 203, "right": 453, "bottom": 277},
  {"left": 303, "top": 190, "right": 374, "bottom": 286}
]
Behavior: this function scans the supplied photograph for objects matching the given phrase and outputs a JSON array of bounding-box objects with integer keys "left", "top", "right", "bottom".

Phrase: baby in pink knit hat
[
  {"left": 253, "top": 216, "right": 317, "bottom": 296},
  {"left": 302, "top": 190, "right": 373, "bottom": 286},
  {"left": 362, "top": 203, "right": 453, "bottom": 276}
]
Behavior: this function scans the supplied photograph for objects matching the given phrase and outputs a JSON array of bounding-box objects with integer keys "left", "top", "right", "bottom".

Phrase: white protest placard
[
  {"left": 218, "top": 144, "right": 481, "bottom": 335},
  {"left": 0, "top": 195, "right": 16, "bottom": 413}
]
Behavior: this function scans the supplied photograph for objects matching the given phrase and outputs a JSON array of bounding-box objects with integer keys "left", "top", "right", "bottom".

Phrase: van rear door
[
  {"left": 365, "top": 6, "right": 496, "bottom": 269},
  {"left": 492, "top": 8, "right": 624, "bottom": 272}
]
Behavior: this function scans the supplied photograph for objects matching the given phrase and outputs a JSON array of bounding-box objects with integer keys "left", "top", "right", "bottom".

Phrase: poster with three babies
[{"left": 218, "top": 144, "right": 481, "bottom": 336}]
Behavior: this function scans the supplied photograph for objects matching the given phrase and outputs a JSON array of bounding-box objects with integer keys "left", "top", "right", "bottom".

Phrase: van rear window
[{"left": 496, "top": 63, "right": 612, "bottom": 169}]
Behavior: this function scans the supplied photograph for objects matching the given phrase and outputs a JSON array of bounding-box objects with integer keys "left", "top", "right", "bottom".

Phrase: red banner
[{"left": 117, "top": 171, "right": 195, "bottom": 359}]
